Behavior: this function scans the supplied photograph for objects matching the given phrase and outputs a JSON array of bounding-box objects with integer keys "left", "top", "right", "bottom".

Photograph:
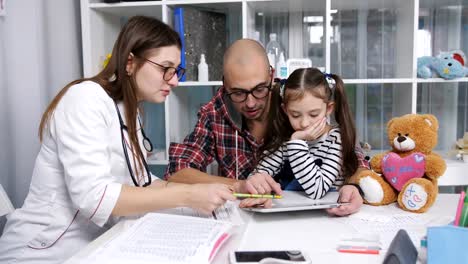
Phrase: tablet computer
[
  {"left": 242, "top": 201, "right": 346, "bottom": 213},
  {"left": 241, "top": 191, "right": 347, "bottom": 213}
]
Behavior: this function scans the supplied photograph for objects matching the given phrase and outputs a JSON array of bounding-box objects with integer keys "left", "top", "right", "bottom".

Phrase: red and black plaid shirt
[{"left": 165, "top": 87, "right": 369, "bottom": 180}]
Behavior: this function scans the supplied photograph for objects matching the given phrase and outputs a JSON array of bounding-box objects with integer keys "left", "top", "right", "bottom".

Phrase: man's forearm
[{"left": 168, "top": 168, "right": 237, "bottom": 186}]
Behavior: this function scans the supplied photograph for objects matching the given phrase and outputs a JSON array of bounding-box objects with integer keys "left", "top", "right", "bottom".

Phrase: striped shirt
[{"left": 254, "top": 128, "right": 343, "bottom": 199}]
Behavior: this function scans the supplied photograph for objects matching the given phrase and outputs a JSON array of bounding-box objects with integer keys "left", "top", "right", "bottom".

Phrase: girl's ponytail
[{"left": 329, "top": 74, "right": 358, "bottom": 179}]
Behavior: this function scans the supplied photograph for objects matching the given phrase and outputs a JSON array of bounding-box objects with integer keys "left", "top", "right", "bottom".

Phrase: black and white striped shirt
[{"left": 254, "top": 128, "right": 344, "bottom": 199}]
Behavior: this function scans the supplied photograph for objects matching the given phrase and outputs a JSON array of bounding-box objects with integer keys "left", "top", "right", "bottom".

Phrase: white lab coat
[{"left": 0, "top": 81, "right": 151, "bottom": 264}]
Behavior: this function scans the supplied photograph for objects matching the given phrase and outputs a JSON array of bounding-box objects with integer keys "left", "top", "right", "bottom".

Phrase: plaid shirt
[{"left": 165, "top": 87, "right": 369, "bottom": 180}]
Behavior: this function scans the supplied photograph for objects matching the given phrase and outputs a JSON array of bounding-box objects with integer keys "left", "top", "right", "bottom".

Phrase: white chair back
[{"left": 0, "top": 184, "right": 14, "bottom": 217}]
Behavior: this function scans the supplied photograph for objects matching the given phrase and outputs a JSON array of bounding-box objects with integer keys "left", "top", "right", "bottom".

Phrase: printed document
[{"left": 87, "top": 213, "right": 233, "bottom": 264}]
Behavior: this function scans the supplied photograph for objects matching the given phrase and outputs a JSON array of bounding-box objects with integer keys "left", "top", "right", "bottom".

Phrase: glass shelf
[
  {"left": 347, "top": 83, "right": 413, "bottom": 150},
  {"left": 417, "top": 82, "right": 468, "bottom": 152},
  {"left": 246, "top": 0, "right": 326, "bottom": 70},
  {"left": 330, "top": 0, "right": 415, "bottom": 79}
]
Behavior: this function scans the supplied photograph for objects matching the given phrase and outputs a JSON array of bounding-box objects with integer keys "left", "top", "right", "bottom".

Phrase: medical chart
[{"left": 88, "top": 213, "right": 233, "bottom": 264}]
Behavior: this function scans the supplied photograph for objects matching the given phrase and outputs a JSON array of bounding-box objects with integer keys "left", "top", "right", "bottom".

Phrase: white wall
[{"left": 0, "top": 0, "right": 82, "bottom": 209}]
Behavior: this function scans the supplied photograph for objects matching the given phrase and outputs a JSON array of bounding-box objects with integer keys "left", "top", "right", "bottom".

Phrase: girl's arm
[
  {"left": 287, "top": 129, "right": 342, "bottom": 199},
  {"left": 254, "top": 146, "right": 286, "bottom": 176}
]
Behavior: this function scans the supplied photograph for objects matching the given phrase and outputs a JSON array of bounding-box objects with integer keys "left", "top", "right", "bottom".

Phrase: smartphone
[{"left": 229, "top": 250, "right": 311, "bottom": 264}]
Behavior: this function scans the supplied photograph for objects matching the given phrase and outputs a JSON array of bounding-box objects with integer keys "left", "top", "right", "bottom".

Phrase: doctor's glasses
[{"left": 142, "top": 58, "right": 186, "bottom": 81}]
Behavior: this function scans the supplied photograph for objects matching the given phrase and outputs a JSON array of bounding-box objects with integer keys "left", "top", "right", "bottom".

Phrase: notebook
[
  {"left": 87, "top": 213, "right": 233, "bottom": 264},
  {"left": 242, "top": 191, "right": 346, "bottom": 213}
]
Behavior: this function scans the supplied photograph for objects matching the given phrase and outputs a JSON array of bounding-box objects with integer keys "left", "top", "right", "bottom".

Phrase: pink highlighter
[{"left": 454, "top": 191, "right": 466, "bottom": 226}]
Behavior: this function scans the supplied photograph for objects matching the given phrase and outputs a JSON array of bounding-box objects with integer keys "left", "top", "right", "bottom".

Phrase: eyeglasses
[
  {"left": 225, "top": 78, "right": 273, "bottom": 103},
  {"left": 142, "top": 58, "right": 186, "bottom": 81}
]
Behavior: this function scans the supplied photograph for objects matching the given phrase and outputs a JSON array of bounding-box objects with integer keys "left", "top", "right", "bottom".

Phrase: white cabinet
[{"left": 80, "top": 0, "right": 468, "bottom": 174}]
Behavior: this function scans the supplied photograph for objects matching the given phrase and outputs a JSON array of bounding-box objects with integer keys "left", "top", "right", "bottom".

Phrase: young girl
[{"left": 248, "top": 67, "right": 358, "bottom": 200}]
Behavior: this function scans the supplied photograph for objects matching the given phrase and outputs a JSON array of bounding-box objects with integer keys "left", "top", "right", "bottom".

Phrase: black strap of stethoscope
[{"left": 114, "top": 102, "right": 152, "bottom": 187}]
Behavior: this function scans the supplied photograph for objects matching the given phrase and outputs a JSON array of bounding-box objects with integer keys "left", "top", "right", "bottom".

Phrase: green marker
[
  {"left": 233, "top": 193, "right": 282, "bottom": 199},
  {"left": 460, "top": 187, "right": 468, "bottom": 227}
]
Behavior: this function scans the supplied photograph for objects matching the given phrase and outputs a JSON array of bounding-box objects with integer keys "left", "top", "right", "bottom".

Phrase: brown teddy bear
[{"left": 350, "top": 114, "right": 446, "bottom": 213}]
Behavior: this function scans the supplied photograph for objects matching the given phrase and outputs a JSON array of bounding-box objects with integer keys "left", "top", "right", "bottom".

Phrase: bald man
[{"left": 165, "top": 39, "right": 368, "bottom": 216}]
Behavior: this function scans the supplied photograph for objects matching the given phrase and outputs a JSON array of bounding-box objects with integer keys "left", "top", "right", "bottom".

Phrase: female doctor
[{"left": 0, "top": 16, "right": 235, "bottom": 264}]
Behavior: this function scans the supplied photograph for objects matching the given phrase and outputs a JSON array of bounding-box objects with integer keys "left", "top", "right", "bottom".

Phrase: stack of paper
[{"left": 88, "top": 213, "right": 233, "bottom": 264}]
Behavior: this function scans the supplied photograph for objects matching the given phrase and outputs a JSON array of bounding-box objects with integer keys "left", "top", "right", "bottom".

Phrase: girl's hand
[
  {"left": 326, "top": 185, "right": 363, "bottom": 216},
  {"left": 237, "top": 172, "right": 282, "bottom": 195},
  {"left": 187, "top": 184, "right": 236, "bottom": 215},
  {"left": 291, "top": 117, "right": 327, "bottom": 141},
  {"left": 239, "top": 198, "right": 273, "bottom": 208}
]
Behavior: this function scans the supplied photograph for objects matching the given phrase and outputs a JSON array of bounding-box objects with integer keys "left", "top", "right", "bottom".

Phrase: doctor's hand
[
  {"left": 291, "top": 117, "right": 327, "bottom": 141},
  {"left": 326, "top": 184, "right": 363, "bottom": 217},
  {"left": 239, "top": 198, "right": 273, "bottom": 208},
  {"left": 233, "top": 173, "right": 282, "bottom": 195},
  {"left": 187, "top": 184, "right": 236, "bottom": 215}
]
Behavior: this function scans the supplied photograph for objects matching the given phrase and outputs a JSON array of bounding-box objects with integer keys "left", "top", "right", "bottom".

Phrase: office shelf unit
[{"left": 81, "top": 0, "right": 468, "bottom": 179}]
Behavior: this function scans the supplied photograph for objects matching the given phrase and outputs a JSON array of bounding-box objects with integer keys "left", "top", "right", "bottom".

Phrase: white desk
[{"left": 66, "top": 194, "right": 457, "bottom": 264}]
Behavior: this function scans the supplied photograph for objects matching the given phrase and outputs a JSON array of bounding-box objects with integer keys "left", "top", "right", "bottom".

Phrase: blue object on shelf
[{"left": 174, "top": 7, "right": 186, "bottom": 82}]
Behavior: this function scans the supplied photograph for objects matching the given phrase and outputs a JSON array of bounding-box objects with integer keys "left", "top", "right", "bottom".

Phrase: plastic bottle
[
  {"left": 198, "top": 54, "right": 209, "bottom": 82},
  {"left": 265, "top": 33, "right": 283, "bottom": 67},
  {"left": 276, "top": 52, "right": 288, "bottom": 78},
  {"left": 267, "top": 52, "right": 276, "bottom": 69}
]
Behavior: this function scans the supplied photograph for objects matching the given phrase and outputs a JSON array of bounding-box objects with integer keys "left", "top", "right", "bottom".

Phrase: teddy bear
[
  {"left": 350, "top": 114, "right": 447, "bottom": 213},
  {"left": 417, "top": 50, "right": 468, "bottom": 79}
]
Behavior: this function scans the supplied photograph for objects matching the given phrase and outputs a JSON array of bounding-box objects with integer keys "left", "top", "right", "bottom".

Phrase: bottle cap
[{"left": 269, "top": 33, "right": 277, "bottom": 41}]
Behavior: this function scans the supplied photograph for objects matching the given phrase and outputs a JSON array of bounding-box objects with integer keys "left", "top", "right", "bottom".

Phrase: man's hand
[
  {"left": 233, "top": 172, "right": 282, "bottom": 195},
  {"left": 326, "top": 184, "right": 363, "bottom": 216}
]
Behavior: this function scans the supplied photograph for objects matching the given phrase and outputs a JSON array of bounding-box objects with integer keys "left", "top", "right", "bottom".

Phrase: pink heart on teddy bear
[{"left": 381, "top": 152, "right": 426, "bottom": 191}]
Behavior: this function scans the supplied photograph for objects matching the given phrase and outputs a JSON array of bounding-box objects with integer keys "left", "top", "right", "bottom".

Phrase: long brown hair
[
  {"left": 39, "top": 16, "right": 181, "bottom": 177},
  {"left": 260, "top": 68, "right": 358, "bottom": 179}
]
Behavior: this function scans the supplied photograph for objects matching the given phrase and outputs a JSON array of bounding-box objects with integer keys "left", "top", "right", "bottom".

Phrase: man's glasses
[
  {"left": 142, "top": 58, "right": 186, "bottom": 81},
  {"left": 225, "top": 78, "right": 273, "bottom": 103}
]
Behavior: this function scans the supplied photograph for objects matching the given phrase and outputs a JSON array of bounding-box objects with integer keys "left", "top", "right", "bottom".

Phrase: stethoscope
[{"left": 114, "top": 102, "right": 153, "bottom": 187}]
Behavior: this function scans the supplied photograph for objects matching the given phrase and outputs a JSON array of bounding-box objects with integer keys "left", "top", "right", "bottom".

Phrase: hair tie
[
  {"left": 274, "top": 78, "right": 287, "bottom": 98},
  {"left": 323, "top": 73, "right": 336, "bottom": 90}
]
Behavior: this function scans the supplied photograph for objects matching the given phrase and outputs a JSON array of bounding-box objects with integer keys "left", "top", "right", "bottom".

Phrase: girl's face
[
  {"left": 282, "top": 90, "right": 334, "bottom": 132},
  {"left": 128, "top": 45, "right": 181, "bottom": 103}
]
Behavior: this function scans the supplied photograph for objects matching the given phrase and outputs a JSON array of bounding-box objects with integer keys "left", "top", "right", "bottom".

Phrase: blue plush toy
[{"left": 417, "top": 50, "right": 468, "bottom": 79}]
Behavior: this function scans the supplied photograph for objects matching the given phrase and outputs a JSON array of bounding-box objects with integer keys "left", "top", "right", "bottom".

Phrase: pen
[
  {"left": 337, "top": 245, "right": 380, "bottom": 255},
  {"left": 454, "top": 191, "right": 465, "bottom": 226},
  {"left": 233, "top": 193, "right": 282, "bottom": 199}
]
